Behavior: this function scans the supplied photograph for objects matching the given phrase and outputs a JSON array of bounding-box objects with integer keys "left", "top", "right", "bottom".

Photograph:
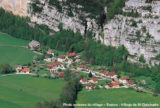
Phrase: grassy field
[
  {"left": 0, "top": 33, "right": 36, "bottom": 66},
  {"left": 76, "top": 88, "right": 160, "bottom": 108},
  {"left": 0, "top": 75, "right": 65, "bottom": 108}
]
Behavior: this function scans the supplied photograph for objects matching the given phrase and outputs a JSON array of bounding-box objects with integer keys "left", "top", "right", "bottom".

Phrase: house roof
[
  {"left": 106, "top": 72, "right": 116, "bottom": 76},
  {"left": 66, "top": 53, "right": 76, "bottom": 57},
  {"left": 48, "top": 62, "right": 60, "bottom": 68},
  {"left": 109, "top": 82, "right": 120, "bottom": 87},
  {"left": 78, "top": 65, "right": 88, "bottom": 69},
  {"left": 58, "top": 56, "right": 65, "bottom": 59},
  {"left": 29, "top": 40, "right": 40, "bottom": 47},
  {"left": 128, "top": 80, "right": 135, "bottom": 85},
  {"left": 22, "top": 68, "right": 30, "bottom": 73},
  {"left": 92, "top": 78, "right": 98, "bottom": 82},
  {"left": 120, "top": 76, "right": 130, "bottom": 80},
  {"left": 99, "top": 70, "right": 109, "bottom": 75},
  {"left": 80, "top": 78, "right": 88, "bottom": 82},
  {"left": 15, "top": 65, "right": 22, "bottom": 69}
]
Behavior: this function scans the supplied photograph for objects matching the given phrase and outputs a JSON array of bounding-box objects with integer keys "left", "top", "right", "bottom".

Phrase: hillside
[{"left": 0, "top": 33, "right": 36, "bottom": 66}]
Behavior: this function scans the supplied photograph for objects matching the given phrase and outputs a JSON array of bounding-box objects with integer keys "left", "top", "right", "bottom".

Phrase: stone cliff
[
  {"left": 0, "top": 0, "right": 31, "bottom": 16},
  {"left": 0, "top": 0, "right": 160, "bottom": 65}
]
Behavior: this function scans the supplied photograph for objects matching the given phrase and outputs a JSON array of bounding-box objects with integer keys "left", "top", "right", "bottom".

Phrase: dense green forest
[{"left": 0, "top": 7, "right": 160, "bottom": 105}]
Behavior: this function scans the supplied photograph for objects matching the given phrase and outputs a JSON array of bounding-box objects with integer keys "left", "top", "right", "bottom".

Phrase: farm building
[{"left": 28, "top": 40, "right": 40, "bottom": 50}]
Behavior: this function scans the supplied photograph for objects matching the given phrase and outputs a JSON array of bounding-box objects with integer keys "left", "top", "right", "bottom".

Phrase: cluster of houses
[
  {"left": 79, "top": 70, "right": 136, "bottom": 90},
  {"left": 15, "top": 40, "right": 137, "bottom": 91}
]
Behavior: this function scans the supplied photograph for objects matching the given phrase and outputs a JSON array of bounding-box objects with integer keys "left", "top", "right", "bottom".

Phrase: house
[
  {"left": 47, "top": 49, "right": 54, "bottom": 56},
  {"left": 128, "top": 79, "right": 136, "bottom": 86},
  {"left": 106, "top": 72, "right": 117, "bottom": 79},
  {"left": 58, "top": 72, "right": 64, "bottom": 78},
  {"left": 99, "top": 70, "right": 109, "bottom": 77},
  {"left": 90, "top": 78, "right": 98, "bottom": 83},
  {"left": 86, "top": 84, "right": 95, "bottom": 90},
  {"left": 77, "top": 65, "right": 88, "bottom": 71},
  {"left": 57, "top": 56, "right": 65, "bottom": 62},
  {"left": 15, "top": 65, "right": 22, "bottom": 72},
  {"left": 66, "top": 52, "right": 76, "bottom": 58},
  {"left": 119, "top": 76, "right": 130, "bottom": 84},
  {"left": 109, "top": 82, "right": 120, "bottom": 88},
  {"left": 28, "top": 40, "right": 40, "bottom": 50},
  {"left": 21, "top": 68, "right": 30, "bottom": 74},
  {"left": 48, "top": 62, "right": 60, "bottom": 69},
  {"left": 44, "top": 56, "right": 52, "bottom": 62},
  {"left": 80, "top": 78, "right": 88, "bottom": 84},
  {"left": 50, "top": 68, "right": 55, "bottom": 73}
]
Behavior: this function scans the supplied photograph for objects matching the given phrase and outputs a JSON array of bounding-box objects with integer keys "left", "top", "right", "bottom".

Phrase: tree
[
  {"left": 139, "top": 54, "right": 146, "bottom": 63},
  {"left": 64, "top": 69, "right": 72, "bottom": 81},
  {"left": 88, "top": 72, "right": 93, "bottom": 78},
  {"left": 0, "top": 64, "right": 13, "bottom": 74}
]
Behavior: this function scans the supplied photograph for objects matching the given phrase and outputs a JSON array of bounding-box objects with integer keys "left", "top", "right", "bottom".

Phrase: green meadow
[
  {"left": 0, "top": 75, "right": 65, "bottom": 108},
  {"left": 0, "top": 33, "right": 36, "bottom": 66},
  {"left": 76, "top": 88, "right": 160, "bottom": 108}
]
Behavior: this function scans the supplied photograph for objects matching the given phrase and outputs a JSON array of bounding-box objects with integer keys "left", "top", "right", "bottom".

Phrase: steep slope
[{"left": 0, "top": 0, "right": 160, "bottom": 65}]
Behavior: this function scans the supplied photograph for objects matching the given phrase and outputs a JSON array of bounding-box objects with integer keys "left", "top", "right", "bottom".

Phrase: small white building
[
  {"left": 57, "top": 56, "right": 65, "bottom": 62},
  {"left": 28, "top": 40, "right": 40, "bottom": 50},
  {"left": 47, "top": 49, "right": 54, "bottom": 56},
  {"left": 44, "top": 56, "right": 52, "bottom": 62}
]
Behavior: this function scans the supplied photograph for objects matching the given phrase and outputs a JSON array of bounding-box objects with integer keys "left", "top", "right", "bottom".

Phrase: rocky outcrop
[
  {"left": 0, "top": 0, "right": 31, "bottom": 16},
  {"left": 0, "top": 0, "right": 160, "bottom": 65},
  {"left": 103, "top": 0, "right": 160, "bottom": 64}
]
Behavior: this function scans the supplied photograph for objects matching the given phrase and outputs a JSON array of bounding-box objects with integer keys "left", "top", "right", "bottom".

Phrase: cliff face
[
  {"left": 103, "top": 0, "right": 160, "bottom": 64},
  {"left": 0, "top": 0, "right": 160, "bottom": 65},
  {"left": 0, "top": 0, "right": 31, "bottom": 16}
]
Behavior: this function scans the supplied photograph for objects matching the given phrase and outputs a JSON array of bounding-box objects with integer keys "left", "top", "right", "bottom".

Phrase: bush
[{"left": 0, "top": 64, "right": 13, "bottom": 74}]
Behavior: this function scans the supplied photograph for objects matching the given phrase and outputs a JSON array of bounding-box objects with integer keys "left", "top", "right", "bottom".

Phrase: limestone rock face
[
  {"left": 0, "top": 0, "right": 160, "bottom": 65},
  {"left": 0, "top": 0, "right": 31, "bottom": 16}
]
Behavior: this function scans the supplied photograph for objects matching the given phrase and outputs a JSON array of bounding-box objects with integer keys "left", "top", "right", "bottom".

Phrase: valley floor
[
  {"left": 76, "top": 88, "right": 160, "bottom": 108},
  {"left": 0, "top": 75, "right": 65, "bottom": 108}
]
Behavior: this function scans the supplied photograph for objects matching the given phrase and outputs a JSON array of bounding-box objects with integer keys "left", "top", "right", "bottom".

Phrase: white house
[
  {"left": 47, "top": 49, "right": 54, "bottom": 56},
  {"left": 57, "top": 56, "right": 65, "bottom": 62},
  {"left": 15, "top": 65, "right": 22, "bottom": 72},
  {"left": 44, "top": 56, "right": 52, "bottom": 62},
  {"left": 119, "top": 76, "right": 130, "bottom": 84},
  {"left": 28, "top": 40, "right": 40, "bottom": 50},
  {"left": 106, "top": 72, "right": 117, "bottom": 79}
]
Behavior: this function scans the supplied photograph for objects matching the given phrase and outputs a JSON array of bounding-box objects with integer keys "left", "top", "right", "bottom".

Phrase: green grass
[
  {"left": 0, "top": 75, "right": 66, "bottom": 108},
  {"left": 0, "top": 33, "right": 36, "bottom": 66},
  {"left": 76, "top": 88, "right": 160, "bottom": 108},
  {"left": 0, "top": 33, "right": 28, "bottom": 46}
]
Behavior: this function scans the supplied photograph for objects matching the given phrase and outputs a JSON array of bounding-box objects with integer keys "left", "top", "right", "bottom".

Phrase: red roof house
[
  {"left": 48, "top": 62, "right": 60, "bottom": 69},
  {"left": 66, "top": 53, "right": 76, "bottom": 57},
  {"left": 78, "top": 65, "right": 88, "bottom": 69},
  {"left": 106, "top": 72, "right": 117, "bottom": 78},
  {"left": 80, "top": 78, "right": 88, "bottom": 84},
  {"left": 21, "top": 68, "right": 30, "bottom": 74},
  {"left": 109, "top": 82, "right": 120, "bottom": 88},
  {"left": 90, "top": 78, "right": 98, "bottom": 83}
]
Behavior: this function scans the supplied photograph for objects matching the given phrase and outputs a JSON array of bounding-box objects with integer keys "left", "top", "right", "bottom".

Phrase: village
[{"left": 14, "top": 40, "right": 145, "bottom": 92}]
